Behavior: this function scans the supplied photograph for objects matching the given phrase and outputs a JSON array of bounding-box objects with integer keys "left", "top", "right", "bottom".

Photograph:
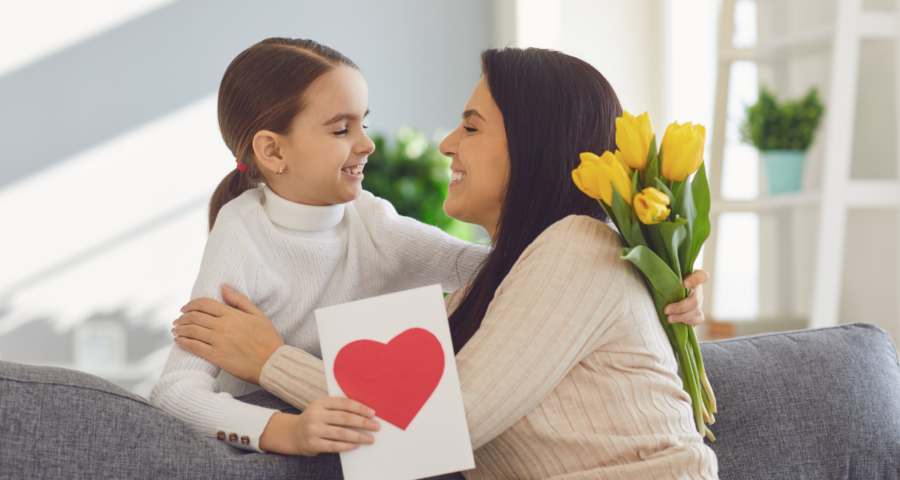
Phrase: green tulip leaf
[
  {"left": 658, "top": 218, "right": 688, "bottom": 280},
  {"left": 612, "top": 188, "right": 636, "bottom": 248},
  {"left": 690, "top": 163, "right": 712, "bottom": 273},
  {"left": 673, "top": 179, "right": 696, "bottom": 279},
  {"left": 621, "top": 246, "right": 686, "bottom": 306}
]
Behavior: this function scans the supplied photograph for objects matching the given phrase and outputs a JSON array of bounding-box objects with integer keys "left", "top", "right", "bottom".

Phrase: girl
[{"left": 149, "top": 38, "right": 490, "bottom": 454}]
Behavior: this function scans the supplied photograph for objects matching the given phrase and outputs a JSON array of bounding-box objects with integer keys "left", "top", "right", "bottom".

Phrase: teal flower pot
[{"left": 762, "top": 150, "right": 806, "bottom": 195}]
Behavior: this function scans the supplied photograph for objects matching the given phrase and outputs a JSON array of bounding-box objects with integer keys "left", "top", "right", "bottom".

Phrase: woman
[{"left": 175, "top": 47, "right": 717, "bottom": 479}]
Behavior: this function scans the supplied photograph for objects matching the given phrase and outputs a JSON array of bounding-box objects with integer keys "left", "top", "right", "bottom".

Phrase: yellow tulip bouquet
[{"left": 572, "top": 111, "right": 717, "bottom": 441}]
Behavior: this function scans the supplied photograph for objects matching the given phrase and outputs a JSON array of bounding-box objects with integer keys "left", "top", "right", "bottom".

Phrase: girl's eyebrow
[{"left": 323, "top": 109, "right": 370, "bottom": 125}]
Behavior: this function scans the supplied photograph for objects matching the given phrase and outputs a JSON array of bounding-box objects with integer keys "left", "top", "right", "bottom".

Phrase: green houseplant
[
  {"left": 740, "top": 87, "right": 825, "bottom": 195},
  {"left": 364, "top": 128, "right": 476, "bottom": 241}
]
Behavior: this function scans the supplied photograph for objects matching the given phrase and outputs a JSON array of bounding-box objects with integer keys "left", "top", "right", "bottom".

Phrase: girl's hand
[
  {"left": 664, "top": 269, "right": 709, "bottom": 326},
  {"left": 173, "top": 285, "right": 284, "bottom": 385},
  {"left": 260, "top": 398, "right": 380, "bottom": 456}
]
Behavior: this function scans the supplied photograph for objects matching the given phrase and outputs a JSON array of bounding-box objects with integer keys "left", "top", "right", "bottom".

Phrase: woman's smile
[{"left": 449, "top": 167, "right": 467, "bottom": 188}]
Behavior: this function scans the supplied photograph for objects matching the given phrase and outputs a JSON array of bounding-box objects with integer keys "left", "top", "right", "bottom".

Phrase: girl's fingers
[
  {"left": 323, "top": 410, "right": 380, "bottom": 432},
  {"left": 321, "top": 397, "right": 376, "bottom": 418},
  {"left": 173, "top": 324, "right": 215, "bottom": 345},
  {"left": 175, "top": 311, "right": 216, "bottom": 329},
  {"left": 311, "top": 439, "right": 361, "bottom": 453},
  {"left": 180, "top": 297, "right": 229, "bottom": 317},
  {"left": 320, "top": 426, "right": 375, "bottom": 445}
]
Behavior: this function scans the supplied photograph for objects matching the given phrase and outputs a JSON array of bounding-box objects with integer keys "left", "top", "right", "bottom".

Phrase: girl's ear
[{"left": 252, "top": 130, "right": 285, "bottom": 174}]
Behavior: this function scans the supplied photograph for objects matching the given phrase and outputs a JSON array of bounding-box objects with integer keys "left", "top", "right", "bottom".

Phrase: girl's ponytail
[
  {"left": 208, "top": 164, "right": 256, "bottom": 231},
  {"left": 209, "top": 37, "right": 358, "bottom": 231}
]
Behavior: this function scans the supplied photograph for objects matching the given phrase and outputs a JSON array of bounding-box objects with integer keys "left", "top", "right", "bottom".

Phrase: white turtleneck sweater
[{"left": 150, "top": 186, "right": 490, "bottom": 452}]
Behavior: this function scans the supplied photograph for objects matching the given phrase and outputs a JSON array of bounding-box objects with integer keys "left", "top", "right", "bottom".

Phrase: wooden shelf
[{"left": 711, "top": 191, "right": 821, "bottom": 213}]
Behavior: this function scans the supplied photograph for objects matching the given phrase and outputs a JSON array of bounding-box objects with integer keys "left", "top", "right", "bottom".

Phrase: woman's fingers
[
  {"left": 665, "top": 286, "right": 701, "bottom": 315},
  {"left": 174, "top": 311, "right": 216, "bottom": 329},
  {"left": 221, "top": 285, "right": 266, "bottom": 317},
  {"left": 173, "top": 324, "right": 215, "bottom": 345},
  {"left": 181, "top": 297, "right": 229, "bottom": 317},
  {"left": 174, "top": 335, "right": 215, "bottom": 358},
  {"left": 683, "top": 269, "right": 710, "bottom": 289},
  {"left": 665, "top": 285, "right": 705, "bottom": 325}
]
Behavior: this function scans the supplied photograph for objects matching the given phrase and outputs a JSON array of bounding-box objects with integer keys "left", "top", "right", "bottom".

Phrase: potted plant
[{"left": 740, "top": 86, "right": 825, "bottom": 195}]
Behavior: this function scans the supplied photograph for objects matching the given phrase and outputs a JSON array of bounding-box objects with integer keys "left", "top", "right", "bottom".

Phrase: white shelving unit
[{"left": 705, "top": 0, "right": 900, "bottom": 330}]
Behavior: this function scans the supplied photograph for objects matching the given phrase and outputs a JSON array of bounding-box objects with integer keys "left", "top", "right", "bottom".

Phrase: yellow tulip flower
[
  {"left": 660, "top": 121, "right": 706, "bottom": 181},
  {"left": 573, "top": 151, "right": 633, "bottom": 206},
  {"left": 616, "top": 111, "right": 654, "bottom": 170},
  {"left": 633, "top": 187, "right": 671, "bottom": 224}
]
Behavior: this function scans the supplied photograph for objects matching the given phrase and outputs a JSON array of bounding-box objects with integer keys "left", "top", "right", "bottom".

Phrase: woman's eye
[{"left": 463, "top": 126, "right": 477, "bottom": 133}]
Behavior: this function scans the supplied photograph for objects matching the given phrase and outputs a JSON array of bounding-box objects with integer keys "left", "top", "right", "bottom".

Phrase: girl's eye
[
  {"left": 464, "top": 126, "right": 477, "bottom": 133},
  {"left": 334, "top": 129, "right": 349, "bottom": 135},
  {"left": 363, "top": 125, "right": 369, "bottom": 129}
]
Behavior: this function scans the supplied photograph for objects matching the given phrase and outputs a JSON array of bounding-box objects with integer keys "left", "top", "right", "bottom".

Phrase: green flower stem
[{"left": 688, "top": 325, "right": 718, "bottom": 414}]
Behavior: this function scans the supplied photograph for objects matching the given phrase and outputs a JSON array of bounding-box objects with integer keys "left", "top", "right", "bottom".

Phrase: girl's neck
[{"left": 262, "top": 185, "right": 345, "bottom": 232}]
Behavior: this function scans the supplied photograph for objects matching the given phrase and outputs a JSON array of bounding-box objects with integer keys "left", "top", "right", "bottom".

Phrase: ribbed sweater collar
[{"left": 262, "top": 185, "right": 345, "bottom": 232}]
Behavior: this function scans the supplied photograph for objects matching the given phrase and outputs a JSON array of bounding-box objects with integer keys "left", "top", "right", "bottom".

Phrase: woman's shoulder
[{"left": 529, "top": 215, "right": 621, "bottom": 260}]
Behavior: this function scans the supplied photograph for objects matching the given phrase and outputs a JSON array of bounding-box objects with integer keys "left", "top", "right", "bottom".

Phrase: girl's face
[
  {"left": 255, "top": 65, "right": 374, "bottom": 206},
  {"left": 439, "top": 77, "right": 510, "bottom": 240}
]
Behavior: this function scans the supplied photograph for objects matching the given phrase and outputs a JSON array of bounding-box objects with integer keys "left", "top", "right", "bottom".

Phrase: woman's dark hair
[
  {"left": 209, "top": 38, "right": 358, "bottom": 231},
  {"left": 449, "top": 47, "right": 621, "bottom": 354}
]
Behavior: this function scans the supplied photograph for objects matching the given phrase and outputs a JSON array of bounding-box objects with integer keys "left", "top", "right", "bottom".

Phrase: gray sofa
[{"left": 1, "top": 322, "right": 898, "bottom": 479}]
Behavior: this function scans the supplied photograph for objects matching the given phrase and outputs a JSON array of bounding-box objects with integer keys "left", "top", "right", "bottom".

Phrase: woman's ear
[{"left": 252, "top": 130, "right": 285, "bottom": 174}]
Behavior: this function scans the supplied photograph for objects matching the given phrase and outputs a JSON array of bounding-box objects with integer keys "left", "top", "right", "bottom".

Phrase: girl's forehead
[{"left": 301, "top": 67, "right": 368, "bottom": 123}]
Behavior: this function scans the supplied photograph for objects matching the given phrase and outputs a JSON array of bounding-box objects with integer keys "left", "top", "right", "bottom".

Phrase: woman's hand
[
  {"left": 664, "top": 269, "right": 709, "bottom": 326},
  {"left": 173, "top": 285, "right": 284, "bottom": 385},
  {"left": 260, "top": 398, "right": 380, "bottom": 456}
]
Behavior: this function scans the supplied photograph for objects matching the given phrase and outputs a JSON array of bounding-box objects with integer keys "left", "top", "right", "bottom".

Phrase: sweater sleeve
[
  {"left": 260, "top": 216, "right": 624, "bottom": 449},
  {"left": 150, "top": 221, "right": 278, "bottom": 453},
  {"left": 358, "top": 192, "right": 491, "bottom": 292}
]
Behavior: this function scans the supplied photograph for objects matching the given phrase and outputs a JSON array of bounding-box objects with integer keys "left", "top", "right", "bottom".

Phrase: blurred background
[{"left": 0, "top": 0, "right": 897, "bottom": 397}]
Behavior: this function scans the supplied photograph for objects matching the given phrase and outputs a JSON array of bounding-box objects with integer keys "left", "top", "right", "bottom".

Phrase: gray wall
[{"left": 0, "top": 0, "right": 496, "bottom": 188}]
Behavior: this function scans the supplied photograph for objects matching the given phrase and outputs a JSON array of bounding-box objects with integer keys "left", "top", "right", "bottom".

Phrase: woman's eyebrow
[
  {"left": 323, "top": 109, "right": 370, "bottom": 125},
  {"left": 463, "top": 109, "right": 485, "bottom": 121}
]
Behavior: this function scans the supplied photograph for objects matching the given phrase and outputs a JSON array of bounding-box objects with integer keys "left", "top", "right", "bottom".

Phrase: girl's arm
[
  {"left": 357, "top": 192, "right": 491, "bottom": 292},
  {"left": 150, "top": 222, "right": 279, "bottom": 453}
]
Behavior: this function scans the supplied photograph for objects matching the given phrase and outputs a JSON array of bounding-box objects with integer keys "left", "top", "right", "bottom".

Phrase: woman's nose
[{"left": 439, "top": 128, "right": 460, "bottom": 158}]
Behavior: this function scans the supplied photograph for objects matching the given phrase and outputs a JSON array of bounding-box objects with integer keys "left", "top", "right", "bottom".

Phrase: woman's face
[
  {"left": 440, "top": 77, "right": 510, "bottom": 239},
  {"left": 254, "top": 65, "right": 375, "bottom": 206}
]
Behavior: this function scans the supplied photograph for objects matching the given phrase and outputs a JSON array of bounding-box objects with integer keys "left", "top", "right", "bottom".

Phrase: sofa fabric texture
[{"left": 702, "top": 323, "right": 900, "bottom": 480}]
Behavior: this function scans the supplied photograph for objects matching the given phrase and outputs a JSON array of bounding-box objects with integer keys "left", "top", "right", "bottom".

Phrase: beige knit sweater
[{"left": 260, "top": 215, "right": 718, "bottom": 479}]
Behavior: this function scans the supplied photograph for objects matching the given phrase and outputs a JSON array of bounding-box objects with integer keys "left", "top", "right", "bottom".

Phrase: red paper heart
[{"left": 334, "top": 328, "right": 445, "bottom": 430}]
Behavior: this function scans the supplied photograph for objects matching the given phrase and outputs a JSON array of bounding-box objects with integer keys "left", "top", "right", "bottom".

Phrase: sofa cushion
[{"left": 702, "top": 322, "right": 900, "bottom": 479}]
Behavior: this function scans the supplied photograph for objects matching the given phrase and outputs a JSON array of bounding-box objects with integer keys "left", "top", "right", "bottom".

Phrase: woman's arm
[{"left": 179, "top": 216, "right": 709, "bottom": 449}]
